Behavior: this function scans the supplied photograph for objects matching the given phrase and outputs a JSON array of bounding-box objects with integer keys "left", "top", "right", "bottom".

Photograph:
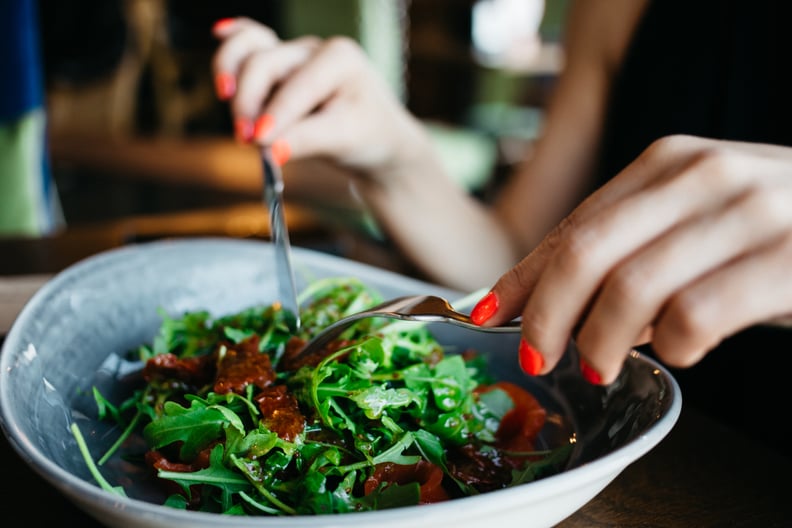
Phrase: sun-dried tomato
[
  {"left": 142, "top": 353, "right": 215, "bottom": 388},
  {"left": 214, "top": 335, "right": 276, "bottom": 394},
  {"left": 446, "top": 443, "right": 510, "bottom": 492},
  {"left": 279, "top": 335, "right": 352, "bottom": 371},
  {"left": 254, "top": 384, "right": 305, "bottom": 441},
  {"left": 363, "top": 460, "right": 449, "bottom": 503}
]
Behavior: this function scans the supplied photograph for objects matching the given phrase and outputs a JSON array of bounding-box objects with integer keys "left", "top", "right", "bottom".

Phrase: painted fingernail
[
  {"left": 580, "top": 359, "right": 603, "bottom": 385},
  {"left": 214, "top": 72, "right": 236, "bottom": 100},
  {"left": 271, "top": 139, "right": 291, "bottom": 166},
  {"left": 234, "top": 117, "right": 253, "bottom": 143},
  {"left": 470, "top": 291, "right": 498, "bottom": 325},
  {"left": 212, "top": 17, "right": 236, "bottom": 33},
  {"left": 253, "top": 114, "right": 275, "bottom": 141},
  {"left": 518, "top": 338, "right": 544, "bottom": 376}
]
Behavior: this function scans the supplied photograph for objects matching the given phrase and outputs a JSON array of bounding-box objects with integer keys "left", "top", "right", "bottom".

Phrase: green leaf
[
  {"left": 224, "top": 426, "right": 280, "bottom": 459},
  {"left": 357, "top": 480, "right": 421, "bottom": 511},
  {"left": 223, "top": 326, "right": 255, "bottom": 344},
  {"left": 238, "top": 490, "right": 283, "bottom": 515},
  {"left": 509, "top": 442, "right": 574, "bottom": 486},
  {"left": 163, "top": 494, "right": 189, "bottom": 509},
  {"left": 325, "top": 470, "right": 360, "bottom": 513},
  {"left": 92, "top": 387, "right": 121, "bottom": 423},
  {"left": 477, "top": 387, "right": 514, "bottom": 419},
  {"left": 431, "top": 355, "right": 475, "bottom": 411},
  {"left": 143, "top": 399, "right": 227, "bottom": 460},
  {"left": 348, "top": 385, "right": 421, "bottom": 419},
  {"left": 232, "top": 453, "right": 297, "bottom": 514},
  {"left": 413, "top": 429, "right": 447, "bottom": 466},
  {"left": 470, "top": 387, "right": 513, "bottom": 443},
  {"left": 70, "top": 423, "right": 128, "bottom": 498},
  {"left": 155, "top": 308, "right": 216, "bottom": 358},
  {"left": 414, "top": 428, "right": 477, "bottom": 496},
  {"left": 158, "top": 444, "right": 250, "bottom": 504}
]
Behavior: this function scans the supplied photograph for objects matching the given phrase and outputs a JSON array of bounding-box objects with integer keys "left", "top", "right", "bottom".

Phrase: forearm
[
  {"left": 358, "top": 126, "right": 518, "bottom": 291},
  {"left": 494, "top": 0, "right": 650, "bottom": 255}
]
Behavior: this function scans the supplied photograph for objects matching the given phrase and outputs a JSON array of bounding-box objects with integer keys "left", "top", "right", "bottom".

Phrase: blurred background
[{"left": 0, "top": 0, "right": 570, "bottom": 278}]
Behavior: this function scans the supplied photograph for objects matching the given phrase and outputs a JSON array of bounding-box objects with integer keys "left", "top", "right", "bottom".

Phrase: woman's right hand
[
  {"left": 211, "top": 17, "right": 431, "bottom": 180},
  {"left": 473, "top": 135, "right": 792, "bottom": 385}
]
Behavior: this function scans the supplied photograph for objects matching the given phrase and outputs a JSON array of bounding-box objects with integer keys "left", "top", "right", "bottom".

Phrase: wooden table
[{"left": 2, "top": 274, "right": 791, "bottom": 527}]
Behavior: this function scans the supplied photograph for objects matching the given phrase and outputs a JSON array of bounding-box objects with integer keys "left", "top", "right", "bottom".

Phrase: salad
[{"left": 75, "top": 277, "right": 571, "bottom": 515}]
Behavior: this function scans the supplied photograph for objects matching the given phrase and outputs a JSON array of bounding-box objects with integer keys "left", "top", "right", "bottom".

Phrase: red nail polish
[
  {"left": 580, "top": 359, "right": 603, "bottom": 385},
  {"left": 253, "top": 114, "right": 275, "bottom": 141},
  {"left": 214, "top": 73, "right": 236, "bottom": 100},
  {"left": 234, "top": 118, "right": 253, "bottom": 143},
  {"left": 271, "top": 140, "right": 291, "bottom": 166},
  {"left": 470, "top": 291, "right": 498, "bottom": 325},
  {"left": 212, "top": 17, "right": 236, "bottom": 33},
  {"left": 518, "top": 338, "right": 544, "bottom": 376}
]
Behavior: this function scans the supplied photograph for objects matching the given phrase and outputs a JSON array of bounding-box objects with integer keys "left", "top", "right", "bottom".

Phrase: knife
[{"left": 261, "top": 147, "right": 301, "bottom": 330}]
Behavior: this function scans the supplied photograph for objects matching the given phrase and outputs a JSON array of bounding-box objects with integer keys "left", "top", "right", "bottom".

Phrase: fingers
[
  {"left": 212, "top": 18, "right": 375, "bottom": 159},
  {"left": 472, "top": 137, "right": 792, "bottom": 384},
  {"left": 576, "top": 183, "right": 792, "bottom": 381},
  {"left": 524, "top": 148, "right": 762, "bottom": 380},
  {"left": 498, "top": 138, "right": 751, "bottom": 370},
  {"left": 212, "top": 17, "right": 280, "bottom": 75},
  {"left": 652, "top": 222, "right": 792, "bottom": 369},
  {"left": 275, "top": 103, "right": 358, "bottom": 162},
  {"left": 212, "top": 18, "right": 280, "bottom": 101},
  {"left": 475, "top": 135, "right": 713, "bottom": 327},
  {"left": 251, "top": 37, "right": 368, "bottom": 145},
  {"left": 233, "top": 36, "right": 322, "bottom": 121}
]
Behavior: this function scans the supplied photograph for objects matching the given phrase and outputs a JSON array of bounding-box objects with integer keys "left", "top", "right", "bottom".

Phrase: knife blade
[{"left": 261, "top": 147, "right": 301, "bottom": 330}]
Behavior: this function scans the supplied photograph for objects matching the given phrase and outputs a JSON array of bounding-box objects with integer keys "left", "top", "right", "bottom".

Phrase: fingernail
[
  {"left": 271, "top": 139, "right": 291, "bottom": 166},
  {"left": 253, "top": 114, "right": 275, "bottom": 141},
  {"left": 579, "top": 359, "right": 603, "bottom": 385},
  {"left": 214, "top": 73, "right": 236, "bottom": 100},
  {"left": 234, "top": 117, "right": 253, "bottom": 143},
  {"left": 212, "top": 17, "right": 236, "bottom": 33},
  {"left": 518, "top": 338, "right": 544, "bottom": 376},
  {"left": 470, "top": 291, "right": 498, "bottom": 325}
]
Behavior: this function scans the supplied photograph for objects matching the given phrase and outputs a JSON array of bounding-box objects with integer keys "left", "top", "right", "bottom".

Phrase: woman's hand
[
  {"left": 472, "top": 135, "right": 792, "bottom": 383},
  {"left": 211, "top": 17, "right": 513, "bottom": 291},
  {"left": 211, "top": 17, "right": 430, "bottom": 180}
]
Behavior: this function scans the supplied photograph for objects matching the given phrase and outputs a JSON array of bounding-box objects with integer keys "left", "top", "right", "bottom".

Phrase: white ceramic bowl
[{"left": 0, "top": 238, "right": 680, "bottom": 528}]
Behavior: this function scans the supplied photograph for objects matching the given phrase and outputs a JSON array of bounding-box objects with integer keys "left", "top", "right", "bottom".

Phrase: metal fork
[
  {"left": 262, "top": 147, "right": 300, "bottom": 330},
  {"left": 297, "top": 294, "right": 521, "bottom": 358}
]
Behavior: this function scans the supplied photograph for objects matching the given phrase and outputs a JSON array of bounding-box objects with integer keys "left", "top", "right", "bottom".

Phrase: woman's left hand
[{"left": 211, "top": 17, "right": 431, "bottom": 179}]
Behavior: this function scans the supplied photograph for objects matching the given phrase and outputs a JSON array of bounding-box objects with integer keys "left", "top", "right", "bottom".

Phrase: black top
[
  {"left": 597, "top": 0, "right": 792, "bottom": 181},
  {"left": 593, "top": 0, "right": 792, "bottom": 454}
]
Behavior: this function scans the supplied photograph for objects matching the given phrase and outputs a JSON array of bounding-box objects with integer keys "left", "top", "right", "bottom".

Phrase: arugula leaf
[
  {"left": 431, "top": 355, "right": 473, "bottom": 411},
  {"left": 143, "top": 399, "right": 228, "bottom": 460},
  {"left": 508, "top": 442, "right": 575, "bottom": 486},
  {"left": 158, "top": 445, "right": 249, "bottom": 505},
  {"left": 348, "top": 385, "right": 421, "bottom": 420},
  {"left": 152, "top": 308, "right": 216, "bottom": 359},
  {"left": 346, "top": 474, "right": 421, "bottom": 511},
  {"left": 223, "top": 326, "right": 255, "bottom": 344}
]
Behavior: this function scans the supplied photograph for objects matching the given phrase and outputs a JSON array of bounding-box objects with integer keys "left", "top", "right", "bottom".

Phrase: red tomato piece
[
  {"left": 481, "top": 381, "right": 547, "bottom": 444},
  {"left": 363, "top": 460, "right": 449, "bottom": 504}
]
